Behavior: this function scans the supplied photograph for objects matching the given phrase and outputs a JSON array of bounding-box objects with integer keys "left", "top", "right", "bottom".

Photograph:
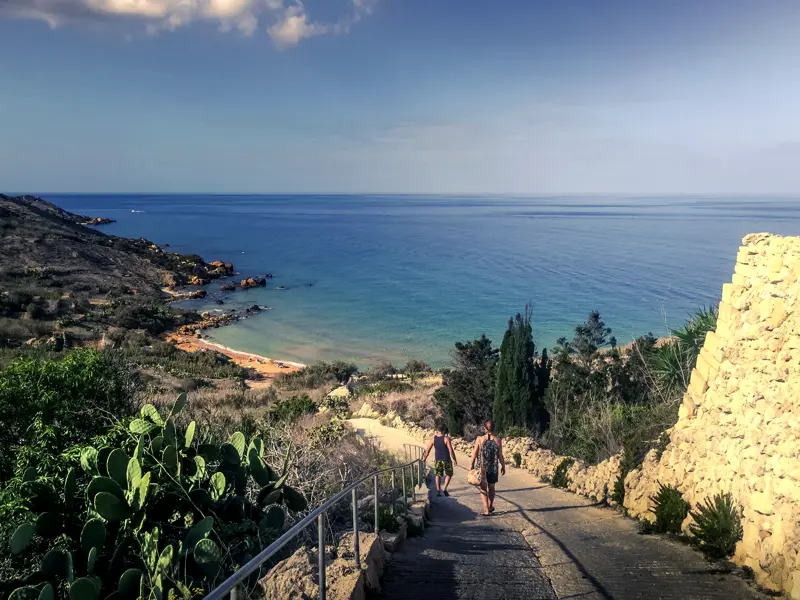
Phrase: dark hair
[
  {"left": 484, "top": 420, "right": 494, "bottom": 433},
  {"left": 434, "top": 419, "right": 447, "bottom": 434}
]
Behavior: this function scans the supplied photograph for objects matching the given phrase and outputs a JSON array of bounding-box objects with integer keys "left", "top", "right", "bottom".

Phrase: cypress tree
[
  {"left": 493, "top": 306, "right": 550, "bottom": 433},
  {"left": 493, "top": 320, "right": 515, "bottom": 432}
]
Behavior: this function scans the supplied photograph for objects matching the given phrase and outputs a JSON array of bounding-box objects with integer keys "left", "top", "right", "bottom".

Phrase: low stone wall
[{"left": 260, "top": 532, "right": 387, "bottom": 600}]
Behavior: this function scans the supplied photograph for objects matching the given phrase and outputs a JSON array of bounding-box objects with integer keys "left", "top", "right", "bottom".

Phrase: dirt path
[{"left": 348, "top": 418, "right": 767, "bottom": 600}]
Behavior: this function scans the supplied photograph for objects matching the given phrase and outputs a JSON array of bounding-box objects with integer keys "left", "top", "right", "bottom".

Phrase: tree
[
  {"left": 403, "top": 359, "right": 432, "bottom": 383},
  {"left": 433, "top": 335, "right": 498, "bottom": 436},
  {"left": 572, "top": 310, "right": 616, "bottom": 367},
  {"left": 493, "top": 307, "right": 550, "bottom": 433}
]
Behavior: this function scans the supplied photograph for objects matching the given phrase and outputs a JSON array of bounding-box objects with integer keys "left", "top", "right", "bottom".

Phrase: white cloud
[
  {"left": 0, "top": 0, "right": 378, "bottom": 45},
  {"left": 267, "top": 4, "right": 325, "bottom": 47},
  {"left": 266, "top": 0, "right": 375, "bottom": 47}
]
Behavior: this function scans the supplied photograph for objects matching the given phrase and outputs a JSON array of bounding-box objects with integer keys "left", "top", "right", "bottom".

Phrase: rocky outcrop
[
  {"left": 240, "top": 276, "right": 267, "bottom": 289},
  {"left": 219, "top": 282, "right": 237, "bottom": 292},
  {"left": 82, "top": 217, "right": 115, "bottom": 226},
  {"left": 176, "top": 313, "right": 234, "bottom": 335}
]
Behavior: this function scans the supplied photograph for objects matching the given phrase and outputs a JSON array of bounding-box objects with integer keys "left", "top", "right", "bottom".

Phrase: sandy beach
[{"left": 167, "top": 333, "right": 304, "bottom": 385}]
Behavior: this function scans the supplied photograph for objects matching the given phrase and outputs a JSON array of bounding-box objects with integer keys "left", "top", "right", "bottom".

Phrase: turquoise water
[{"left": 46, "top": 195, "right": 800, "bottom": 367}]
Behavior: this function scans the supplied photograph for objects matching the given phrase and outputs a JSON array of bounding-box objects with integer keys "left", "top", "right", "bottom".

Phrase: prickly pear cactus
[{"left": 6, "top": 394, "right": 308, "bottom": 600}]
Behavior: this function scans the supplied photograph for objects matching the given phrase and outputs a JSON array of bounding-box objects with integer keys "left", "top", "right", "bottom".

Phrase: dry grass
[{"left": 360, "top": 382, "right": 442, "bottom": 429}]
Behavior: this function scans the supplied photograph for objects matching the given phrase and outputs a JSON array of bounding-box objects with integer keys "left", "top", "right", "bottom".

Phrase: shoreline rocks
[
  {"left": 240, "top": 276, "right": 267, "bottom": 289},
  {"left": 82, "top": 217, "right": 115, "bottom": 226}
]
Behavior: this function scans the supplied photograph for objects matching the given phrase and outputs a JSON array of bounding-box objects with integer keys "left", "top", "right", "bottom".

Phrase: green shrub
[
  {"left": 649, "top": 483, "right": 689, "bottom": 534},
  {"left": 503, "top": 426, "right": 530, "bottom": 439},
  {"left": 551, "top": 458, "right": 574, "bottom": 489},
  {"left": 364, "top": 362, "right": 397, "bottom": 381},
  {"left": 274, "top": 361, "right": 357, "bottom": 391},
  {"left": 690, "top": 493, "right": 743, "bottom": 558},
  {"left": 115, "top": 342, "right": 248, "bottom": 380},
  {"left": 267, "top": 395, "right": 316, "bottom": 423},
  {"left": 360, "top": 380, "right": 413, "bottom": 396},
  {"left": 403, "top": 360, "right": 432, "bottom": 382},
  {"left": 0, "top": 349, "right": 135, "bottom": 480},
  {"left": 512, "top": 452, "right": 522, "bottom": 468},
  {"left": 321, "top": 394, "right": 350, "bottom": 417},
  {"left": 1, "top": 395, "right": 307, "bottom": 600},
  {"left": 611, "top": 474, "right": 626, "bottom": 505}
]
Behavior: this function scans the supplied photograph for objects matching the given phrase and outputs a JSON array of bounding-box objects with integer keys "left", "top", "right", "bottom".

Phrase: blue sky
[{"left": 1, "top": 0, "right": 800, "bottom": 194}]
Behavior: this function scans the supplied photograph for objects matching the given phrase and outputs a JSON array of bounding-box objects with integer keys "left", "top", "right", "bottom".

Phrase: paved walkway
[{"left": 349, "top": 419, "right": 768, "bottom": 600}]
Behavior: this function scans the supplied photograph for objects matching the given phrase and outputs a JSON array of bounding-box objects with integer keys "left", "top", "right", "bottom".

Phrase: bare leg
[
  {"left": 479, "top": 485, "right": 490, "bottom": 515},
  {"left": 435, "top": 475, "right": 442, "bottom": 492},
  {"left": 488, "top": 484, "right": 496, "bottom": 511},
  {"left": 443, "top": 475, "right": 452, "bottom": 491}
]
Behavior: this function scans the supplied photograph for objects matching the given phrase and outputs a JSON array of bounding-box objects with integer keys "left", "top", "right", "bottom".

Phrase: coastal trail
[{"left": 348, "top": 418, "right": 767, "bottom": 600}]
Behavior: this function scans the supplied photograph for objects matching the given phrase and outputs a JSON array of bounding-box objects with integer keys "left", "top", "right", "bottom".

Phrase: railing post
[
  {"left": 412, "top": 464, "right": 417, "bottom": 504},
  {"left": 230, "top": 585, "right": 240, "bottom": 600},
  {"left": 351, "top": 489, "right": 361, "bottom": 570},
  {"left": 373, "top": 474, "right": 379, "bottom": 534},
  {"left": 391, "top": 470, "right": 396, "bottom": 515},
  {"left": 318, "top": 513, "right": 326, "bottom": 600},
  {"left": 401, "top": 466, "right": 408, "bottom": 514}
]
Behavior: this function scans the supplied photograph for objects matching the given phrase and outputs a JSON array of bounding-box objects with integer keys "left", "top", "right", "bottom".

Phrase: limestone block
[
  {"left": 751, "top": 491, "right": 774, "bottom": 515},
  {"left": 689, "top": 368, "right": 709, "bottom": 397},
  {"left": 735, "top": 262, "right": 758, "bottom": 279}
]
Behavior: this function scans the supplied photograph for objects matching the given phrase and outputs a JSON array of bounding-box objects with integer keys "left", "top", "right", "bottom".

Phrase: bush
[
  {"left": 503, "top": 425, "right": 530, "bottom": 439},
  {"left": 434, "top": 335, "right": 498, "bottom": 436},
  {"left": 364, "top": 362, "right": 397, "bottom": 381},
  {"left": 649, "top": 483, "right": 689, "bottom": 534},
  {"left": 105, "top": 301, "right": 193, "bottom": 335},
  {"left": 0, "top": 349, "right": 135, "bottom": 480},
  {"left": 403, "top": 360, "right": 431, "bottom": 382},
  {"left": 690, "top": 493, "right": 743, "bottom": 558},
  {"left": 552, "top": 458, "right": 574, "bottom": 489},
  {"left": 512, "top": 452, "right": 521, "bottom": 468},
  {"left": 267, "top": 394, "right": 317, "bottom": 423},
  {"left": 274, "top": 362, "right": 356, "bottom": 391},
  {"left": 115, "top": 342, "right": 248, "bottom": 380},
  {"left": 611, "top": 474, "right": 626, "bottom": 505}
]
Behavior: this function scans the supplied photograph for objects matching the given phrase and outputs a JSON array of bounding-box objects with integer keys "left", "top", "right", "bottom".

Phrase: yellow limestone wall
[{"left": 624, "top": 233, "right": 800, "bottom": 596}]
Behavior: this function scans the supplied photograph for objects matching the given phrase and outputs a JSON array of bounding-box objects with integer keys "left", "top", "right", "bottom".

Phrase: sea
[{"left": 45, "top": 195, "right": 800, "bottom": 368}]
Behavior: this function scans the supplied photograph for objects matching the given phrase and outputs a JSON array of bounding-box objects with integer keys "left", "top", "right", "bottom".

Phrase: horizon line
[{"left": 13, "top": 191, "right": 800, "bottom": 198}]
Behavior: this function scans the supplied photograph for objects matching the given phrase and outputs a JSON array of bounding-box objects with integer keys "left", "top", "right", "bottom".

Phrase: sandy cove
[{"left": 168, "top": 334, "right": 304, "bottom": 385}]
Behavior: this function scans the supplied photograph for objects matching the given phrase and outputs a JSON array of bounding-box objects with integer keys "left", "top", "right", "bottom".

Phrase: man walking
[{"left": 423, "top": 422, "right": 457, "bottom": 497}]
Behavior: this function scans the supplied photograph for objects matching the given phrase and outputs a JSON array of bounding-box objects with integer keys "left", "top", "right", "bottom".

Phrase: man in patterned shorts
[{"left": 423, "top": 421, "right": 457, "bottom": 496}]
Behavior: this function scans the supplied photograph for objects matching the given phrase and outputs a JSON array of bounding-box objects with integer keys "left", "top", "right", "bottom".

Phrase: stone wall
[{"left": 624, "top": 233, "right": 800, "bottom": 596}]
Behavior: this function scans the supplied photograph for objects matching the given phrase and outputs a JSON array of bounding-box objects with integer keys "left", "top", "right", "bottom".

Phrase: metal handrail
[{"left": 204, "top": 445, "right": 427, "bottom": 600}]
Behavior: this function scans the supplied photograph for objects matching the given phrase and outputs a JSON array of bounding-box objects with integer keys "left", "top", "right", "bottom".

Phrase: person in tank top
[
  {"left": 423, "top": 421, "right": 457, "bottom": 496},
  {"left": 470, "top": 419, "right": 506, "bottom": 516}
]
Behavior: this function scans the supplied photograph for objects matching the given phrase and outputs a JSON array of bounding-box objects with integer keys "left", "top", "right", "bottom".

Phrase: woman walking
[
  {"left": 470, "top": 420, "right": 505, "bottom": 516},
  {"left": 423, "top": 422, "right": 457, "bottom": 496}
]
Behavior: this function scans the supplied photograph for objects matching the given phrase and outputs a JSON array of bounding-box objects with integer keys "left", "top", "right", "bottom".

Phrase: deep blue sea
[{"left": 45, "top": 195, "right": 800, "bottom": 367}]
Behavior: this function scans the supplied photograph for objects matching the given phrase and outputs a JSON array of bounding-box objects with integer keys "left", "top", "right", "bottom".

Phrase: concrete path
[{"left": 349, "top": 418, "right": 768, "bottom": 600}]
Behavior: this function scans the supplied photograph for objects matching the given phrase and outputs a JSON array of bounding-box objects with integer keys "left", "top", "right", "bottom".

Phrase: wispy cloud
[
  {"left": 0, "top": 0, "right": 377, "bottom": 44},
  {"left": 267, "top": 0, "right": 375, "bottom": 47}
]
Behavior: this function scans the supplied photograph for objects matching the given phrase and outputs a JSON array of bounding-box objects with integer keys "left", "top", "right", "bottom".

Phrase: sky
[{"left": 1, "top": 0, "right": 800, "bottom": 194}]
